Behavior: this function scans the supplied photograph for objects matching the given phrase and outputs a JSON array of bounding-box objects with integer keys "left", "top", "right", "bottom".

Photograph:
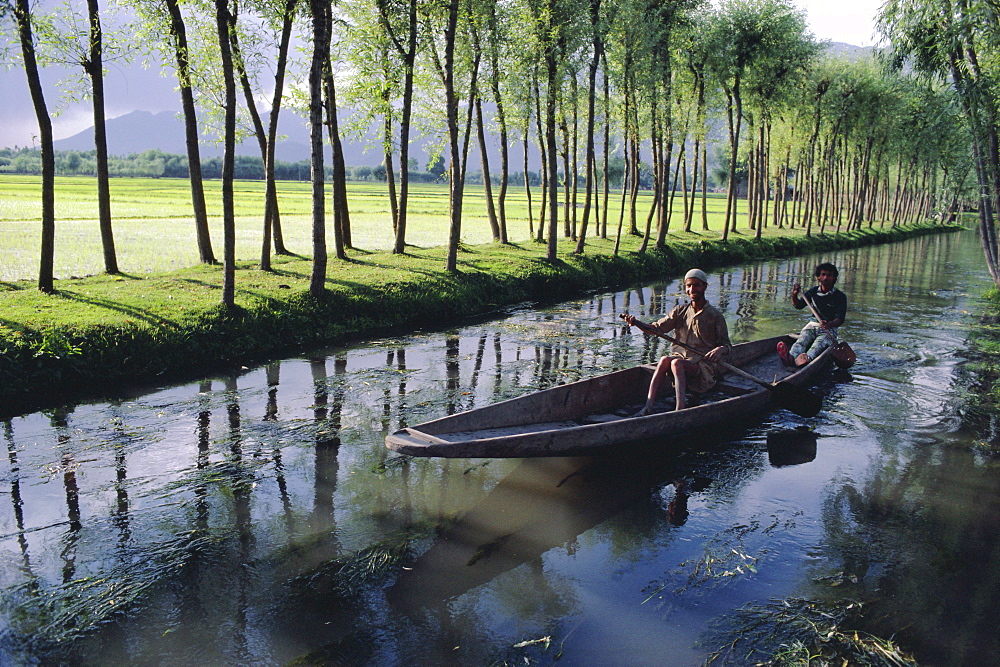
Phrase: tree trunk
[
  {"left": 308, "top": 0, "right": 329, "bottom": 295},
  {"left": 484, "top": 1, "right": 509, "bottom": 242},
  {"left": 475, "top": 95, "right": 500, "bottom": 240},
  {"left": 86, "top": 0, "right": 118, "bottom": 274},
  {"left": 14, "top": 0, "right": 55, "bottom": 292},
  {"left": 165, "top": 0, "right": 214, "bottom": 264},
  {"left": 544, "top": 51, "right": 560, "bottom": 261},
  {"left": 523, "top": 132, "right": 534, "bottom": 238},
  {"left": 324, "top": 48, "right": 351, "bottom": 257},
  {"left": 377, "top": 0, "right": 417, "bottom": 255},
  {"left": 575, "top": 3, "right": 601, "bottom": 254},
  {"left": 324, "top": 61, "right": 348, "bottom": 260},
  {"left": 444, "top": 0, "right": 463, "bottom": 272},
  {"left": 214, "top": 0, "right": 237, "bottom": 308},
  {"left": 260, "top": 0, "right": 298, "bottom": 269}
]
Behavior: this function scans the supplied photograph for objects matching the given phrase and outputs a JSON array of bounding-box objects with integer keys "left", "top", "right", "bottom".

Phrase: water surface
[{"left": 2, "top": 228, "right": 997, "bottom": 665}]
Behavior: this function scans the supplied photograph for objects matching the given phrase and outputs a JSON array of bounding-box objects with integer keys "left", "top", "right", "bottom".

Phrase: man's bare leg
[
  {"left": 635, "top": 356, "right": 672, "bottom": 416},
  {"left": 670, "top": 357, "right": 693, "bottom": 411}
]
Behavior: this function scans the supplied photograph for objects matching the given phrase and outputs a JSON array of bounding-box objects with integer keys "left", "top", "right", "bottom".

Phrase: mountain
[
  {"left": 51, "top": 108, "right": 527, "bottom": 171},
  {"left": 52, "top": 109, "right": 395, "bottom": 166},
  {"left": 822, "top": 41, "right": 878, "bottom": 60}
]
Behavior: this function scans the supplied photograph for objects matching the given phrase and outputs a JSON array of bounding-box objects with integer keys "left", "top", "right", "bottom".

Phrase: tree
[
  {"left": 84, "top": 0, "right": 119, "bottom": 274},
  {"left": 308, "top": 0, "right": 330, "bottom": 295},
  {"left": 38, "top": 0, "right": 121, "bottom": 274},
  {"left": 10, "top": 0, "right": 56, "bottom": 292},
  {"left": 880, "top": 0, "right": 1000, "bottom": 286},
  {"left": 706, "top": 0, "right": 814, "bottom": 239},
  {"left": 226, "top": 0, "right": 300, "bottom": 270},
  {"left": 214, "top": 0, "right": 238, "bottom": 308},
  {"left": 128, "top": 0, "right": 216, "bottom": 264}
]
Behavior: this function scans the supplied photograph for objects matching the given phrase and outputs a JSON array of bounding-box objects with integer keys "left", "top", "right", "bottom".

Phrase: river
[{"left": 1, "top": 228, "right": 997, "bottom": 665}]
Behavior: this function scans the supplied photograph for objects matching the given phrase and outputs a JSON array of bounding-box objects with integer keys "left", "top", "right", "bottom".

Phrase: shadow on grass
[
  {"left": 0, "top": 318, "right": 34, "bottom": 333},
  {"left": 54, "top": 290, "right": 180, "bottom": 328}
]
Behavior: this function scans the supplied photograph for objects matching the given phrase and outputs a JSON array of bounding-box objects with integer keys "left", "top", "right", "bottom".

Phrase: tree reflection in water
[{"left": 1, "top": 230, "right": 998, "bottom": 664}]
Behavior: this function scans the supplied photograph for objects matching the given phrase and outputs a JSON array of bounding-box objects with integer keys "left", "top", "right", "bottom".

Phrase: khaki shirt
[{"left": 649, "top": 301, "right": 732, "bottom": 392}]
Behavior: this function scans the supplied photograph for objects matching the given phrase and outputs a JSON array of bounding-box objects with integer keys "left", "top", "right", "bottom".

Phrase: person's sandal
[{"left": 776, "top": 341, "right": 792, "bottom": 366}]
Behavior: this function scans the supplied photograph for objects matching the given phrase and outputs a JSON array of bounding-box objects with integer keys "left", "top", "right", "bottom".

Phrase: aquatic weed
[{"left": 703, "top": 597, "right": 917, "bottom": 666}]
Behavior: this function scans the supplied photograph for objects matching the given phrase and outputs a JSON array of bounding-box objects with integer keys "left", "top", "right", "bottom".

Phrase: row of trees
[
  {"left": 0, "top": 147, "right": 649, "bottom": 186},
  {"left": 0, "top": 147, "right": 452, "bottom": 182},
  {"left": 4, "top": 0, "right": 997, "bottom": 302}
]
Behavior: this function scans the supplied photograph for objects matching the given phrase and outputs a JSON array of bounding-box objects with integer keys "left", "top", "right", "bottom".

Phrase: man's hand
[
  {"left": 620, "top": 313, "right": 647, "bottom": 330},
  {"left": 703, "top": 345, "right": 727, "bottom": 362}
]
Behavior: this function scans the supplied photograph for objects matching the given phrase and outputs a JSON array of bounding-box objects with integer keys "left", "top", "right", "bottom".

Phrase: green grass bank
[
  {"left": 0, "top": 223, "right": 961, "bottom": 418},
  {"left": 965, "top": 287, "right": 1000, "bottom": 445}
]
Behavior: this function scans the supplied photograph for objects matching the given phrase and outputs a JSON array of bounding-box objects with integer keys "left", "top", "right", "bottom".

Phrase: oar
[
  {"left": 621, "top": 314, "right": 823, "bottom": 418},
  {"left": 801, "top": 293, "right": 856, "bottom": 369}
]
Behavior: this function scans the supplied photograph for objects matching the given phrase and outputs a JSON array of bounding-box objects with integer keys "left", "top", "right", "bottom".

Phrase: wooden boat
[{"left": 385, "top": 334, "right": 836, "bottom": 458}]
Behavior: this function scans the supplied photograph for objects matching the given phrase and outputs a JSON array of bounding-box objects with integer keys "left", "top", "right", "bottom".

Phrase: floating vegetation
[
  {"left": 644, "top": 516, "right": 791, "bottom": 605},
  {"left": 1, "top": 530, "right": 227, "bottom": 655},
  {"left": 704, "top": 597, "right": 917, "bottom": 666},
  {"left": 371, "top": 454, "right": 412, "bottom": 473},
  {"left": 291, "top": 538, "right": 413, "bottom": 600}
]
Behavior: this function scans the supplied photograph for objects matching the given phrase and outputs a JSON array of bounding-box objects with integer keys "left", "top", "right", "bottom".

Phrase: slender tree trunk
[
  {"left": 575, "top": 5, "right": 601, "bottom": 254},
  {"left": 324, "top": 43, "right": 352, "bottom": 255},
  {"left": 382, "top": 95, "right": 398, "bottom": 235},
  {"left": 324, "top": 59, "right": 348, "bottom": 260},
  {"left": 601, "top": 50, "right": 610, "bottom": 239},
  {"left": 560, "top": 105, "right": 571, "bottom": 239},
  {"left": 533, "top": 73, "right": 548, "bottom": 242},
  {"left": 230, "top": 4, "right": 275, "bottom": 270},
  {"left": 444, "top": 0, "right": 464, "bottom": 272},
  {"left": 214, "top": 0, "right": 237, "bottom": 308},
  {"left": 14, "top": 0, "right": 55, "bottom": 292},
  {"left": 569, "top": 74, "right": 579, "bottom": 240},
  {"left": 475, "top": 95, "right": 500, "bottom": 240},
  {"left": 485, "top": 1, "right": 509, "bottom": 242},
  {"left": 544, "top": 50, "right": 560, "bottom": 261},
  {"left": 261, "top": 0, "right": 297, "bottom": 267},
  {"left": 164, "top": 0, "right": 214, "bottom": 264},
  {"left": 308, "top": 0, "right": 329, "bottom": 295},
  {"left": 377, "top": 0, "right": 417, "bottom": 254},
  {"left": 85, "top": 0, "right": 118, "bottom": 274},
  {"left": 523, "top": 132, "right": 534, "bottom": 238}
]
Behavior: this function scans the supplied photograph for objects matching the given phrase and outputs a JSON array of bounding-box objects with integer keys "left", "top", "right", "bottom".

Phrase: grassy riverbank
[
  {"left": 965, "top": 287, "right": 1000, "bottom": 445},
  {"left": 0, "top": 223, "right": 960, "bottom": 418}
]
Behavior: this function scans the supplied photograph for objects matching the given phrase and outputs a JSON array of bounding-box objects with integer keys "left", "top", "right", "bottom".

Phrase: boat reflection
[{"left": 388, "top": 448, "right": 703, "bottom": 612}]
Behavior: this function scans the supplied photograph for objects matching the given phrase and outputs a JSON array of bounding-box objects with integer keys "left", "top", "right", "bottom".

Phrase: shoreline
[{"left": 0, "top": 224, "right": 964, "bottom": 419}]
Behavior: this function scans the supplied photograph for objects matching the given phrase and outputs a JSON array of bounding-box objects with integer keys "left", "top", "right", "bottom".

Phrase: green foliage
[{"left": 963, "top": 287, "right": 1000, "bottom": 444}]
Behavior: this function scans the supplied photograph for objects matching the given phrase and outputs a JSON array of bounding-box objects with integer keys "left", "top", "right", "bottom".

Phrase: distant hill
[
  {"left": 53, "top": 109, "right": 391, "bottom": 166},
  {"left": 822, "top": 41, "right": 879, "bottom": 60},
  {"left": 52, "top": 108, "right": 526, "bottom": 170}
]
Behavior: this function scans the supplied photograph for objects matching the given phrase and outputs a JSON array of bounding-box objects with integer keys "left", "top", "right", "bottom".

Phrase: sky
[
  {"left": 796, "top": 0, "right": 883, "bottom": 48},
  {"left": 0, "top": 0, "right": 884, "bottom": 150}
]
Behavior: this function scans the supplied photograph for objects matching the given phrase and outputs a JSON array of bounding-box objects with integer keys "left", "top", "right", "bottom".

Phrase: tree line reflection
[{"left": 0, "top": 231, "right": 984, "bottom": 663}]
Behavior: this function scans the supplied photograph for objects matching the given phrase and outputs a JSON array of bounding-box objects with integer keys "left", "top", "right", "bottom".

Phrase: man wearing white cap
[{"left": 621, "top": 268, "right": 731, "bottom": 415}]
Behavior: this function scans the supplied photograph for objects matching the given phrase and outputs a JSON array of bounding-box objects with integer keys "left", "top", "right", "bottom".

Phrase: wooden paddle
[
  {"left": 801, "top": 293, "right": 856, "bottom": 369},
  {"left": 620, "top": 314, "right": 823, "bottom": 418}
]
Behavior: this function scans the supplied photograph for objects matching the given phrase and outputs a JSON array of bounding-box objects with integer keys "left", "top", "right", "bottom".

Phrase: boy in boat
[
  {"left": 621, "top": 268, "right": 731, "bottom": 415},
  {"left": 778, "top": 262, "right": 847, "bottom": 368}
]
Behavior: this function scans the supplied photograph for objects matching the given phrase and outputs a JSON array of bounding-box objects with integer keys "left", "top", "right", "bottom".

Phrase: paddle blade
[{"left": 770, "top": 382, "right": 823, "bottom": 418}]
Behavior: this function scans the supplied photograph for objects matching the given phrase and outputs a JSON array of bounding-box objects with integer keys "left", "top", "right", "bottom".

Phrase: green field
[{"left": 0, "top": 175, "right": 740, "bottom": 281}]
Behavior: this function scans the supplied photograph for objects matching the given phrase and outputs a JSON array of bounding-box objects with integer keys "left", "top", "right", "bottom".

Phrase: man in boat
[
  {"left": 621, "top": 268, "right": 731, "bottom": 415},
  {"left": 777, "top": 262, "right": 847, "bottom": 368}
]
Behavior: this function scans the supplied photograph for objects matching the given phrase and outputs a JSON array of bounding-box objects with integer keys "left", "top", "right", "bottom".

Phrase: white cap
[{"left": 684, "top": 268, "right": 709, "bottom": 284}]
